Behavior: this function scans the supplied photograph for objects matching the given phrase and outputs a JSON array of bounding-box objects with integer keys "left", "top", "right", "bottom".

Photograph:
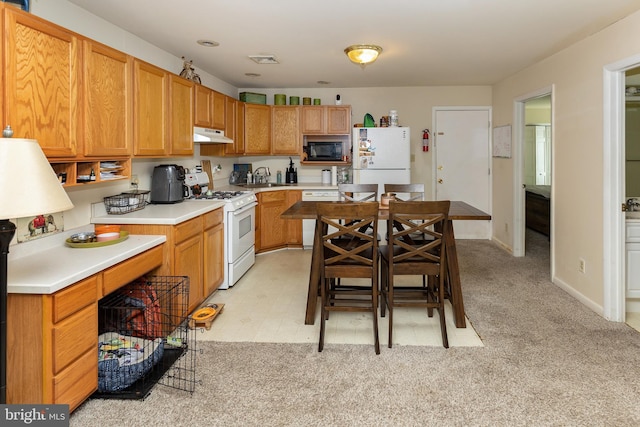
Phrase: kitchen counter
[
  {"left": 91, "top": 183, "right": 337, "bottom": 225},
  {"left": 8, "top": 226, "right": 166, "bottom": 294},
  {"left": 91, "top": 199, "right": 226, "bottom": 225}
]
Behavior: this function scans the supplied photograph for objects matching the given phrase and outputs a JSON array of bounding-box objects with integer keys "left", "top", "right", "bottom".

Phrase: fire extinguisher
[{"left": 422, "top": 129, "right": 430, "bottom": 152}]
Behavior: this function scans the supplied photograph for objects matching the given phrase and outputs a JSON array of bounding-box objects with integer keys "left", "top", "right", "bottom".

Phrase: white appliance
[
  {"left": 193, "top": 126, "right": 233, "bottom": 144},
  {"left": 352, "top": 127, "right": 411, "bottom": 195},
  {"left": 185, "top": 172, "right": 257, "bottom": 289},
  {"left": 352, "top": 127, "right": 411, "bottom": 241},
  {"left": 301, "top": 189, "right": 339, "bottom": 248}
]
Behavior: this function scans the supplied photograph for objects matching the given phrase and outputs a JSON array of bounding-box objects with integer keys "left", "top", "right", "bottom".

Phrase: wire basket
[{"left": 104, "top": 190, "right": 150, "bottom": 215}]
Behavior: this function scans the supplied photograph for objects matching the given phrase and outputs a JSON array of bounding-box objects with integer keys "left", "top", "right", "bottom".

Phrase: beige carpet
[{"left": 70, "top": 231, "right": 640, "bottom": 426}]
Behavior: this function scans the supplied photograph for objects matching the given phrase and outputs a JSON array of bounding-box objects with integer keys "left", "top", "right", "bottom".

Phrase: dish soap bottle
[{"left": 246, "top": 170, "right": 252, "bottom": 184}]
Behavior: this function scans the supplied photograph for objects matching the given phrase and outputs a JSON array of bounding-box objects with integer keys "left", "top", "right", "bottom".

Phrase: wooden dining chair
[
  {"left": 379, "top": 200, "right": 451, "bottom": 348},
  {"left": 316, "top": 201, "right": 380, "bottom": 354},
  {"left": 384, "top": 183, "right": 425, "bottom": 202},
  {"left": 338, "top": 183, "right": 379, "bottom": 202}
]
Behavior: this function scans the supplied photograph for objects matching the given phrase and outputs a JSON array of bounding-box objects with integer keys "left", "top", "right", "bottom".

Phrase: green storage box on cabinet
[{"left": 239, "top": 92, "right": 267, "bottom": 104}]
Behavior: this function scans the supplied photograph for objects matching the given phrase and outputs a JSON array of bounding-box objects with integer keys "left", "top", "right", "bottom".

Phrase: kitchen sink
[{"left": 238, "top": 183, "right": 294, "bottom": 188}]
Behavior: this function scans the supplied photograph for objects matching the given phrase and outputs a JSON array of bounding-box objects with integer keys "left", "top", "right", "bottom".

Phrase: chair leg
[
  {"left": 380, "top": 261, "right": 388, "bottom": 317},
  {"left": 319, "top": 278, "right": 327, "bottom": 352},
  {"left": 437, "top": 280, "right": 449, "bottom": 349},
  {"left": 388, "top": 275, "right": 394, "bottom": 348},
  {"left": 372, "top": 274, "right": 380, "bottom": 355}
]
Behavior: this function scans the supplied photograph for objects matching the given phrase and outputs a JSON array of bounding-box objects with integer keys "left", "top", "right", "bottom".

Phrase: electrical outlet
[
  {"left": 504, "top": 223, "right": 508, "bottom": 232},
  {"left": 130, "top": 175, "right": 139, "bottom": 187},
  {"left": 579, "top": 258, "right": 586, "bottom": 274}
]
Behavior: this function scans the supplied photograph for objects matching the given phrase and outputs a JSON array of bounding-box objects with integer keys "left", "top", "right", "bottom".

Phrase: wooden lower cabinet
[
  {"left": 256, "top": 190, "right": 302, "bottom": 252},
  {"left": 6, "top": 245, "right": 163, "bottom": 412},
  {"left": 203, "top": 209, "right": 225, "bottom": 296},
  {"left": 119, "top": 207, "right": 224, "bottom": 313}
]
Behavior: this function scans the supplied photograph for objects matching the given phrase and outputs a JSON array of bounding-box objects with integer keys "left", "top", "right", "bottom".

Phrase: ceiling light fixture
[
  {"left": 197, "top": 39, "right": 219, "bottom": 47},
  {"left": 344, "top": 44, "right": 382, "bottom": 68},
  {"left": 248, "top": 55, "right": 279, "bottom": 65}
]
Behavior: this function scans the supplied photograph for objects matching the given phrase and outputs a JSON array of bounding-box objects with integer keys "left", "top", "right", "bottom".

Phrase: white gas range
[{"left": 185, "top": 172, "right": 257, "bottom": 289}]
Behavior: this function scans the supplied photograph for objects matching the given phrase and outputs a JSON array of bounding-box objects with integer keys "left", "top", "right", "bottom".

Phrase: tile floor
[{"left": 200, "top": 249, "right": 483, "bottom": 347}]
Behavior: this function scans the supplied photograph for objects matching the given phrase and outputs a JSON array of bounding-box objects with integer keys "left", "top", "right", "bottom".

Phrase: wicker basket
[{"left": 104, "top": 190, "right": 150, "bottom": 215}]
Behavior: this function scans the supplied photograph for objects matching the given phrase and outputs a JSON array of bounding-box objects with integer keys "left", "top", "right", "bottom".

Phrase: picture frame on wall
[{"left": 2, "top": 0, "right": 29, "bottom": 12}]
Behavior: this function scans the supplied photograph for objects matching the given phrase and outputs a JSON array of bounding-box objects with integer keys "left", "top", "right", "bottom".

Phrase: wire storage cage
[
  {"left": 95, "top": 275, "right": 197, "bottom": 399},
  {"left": 104, "top": 190, "right": 150, "bottom": 215}
]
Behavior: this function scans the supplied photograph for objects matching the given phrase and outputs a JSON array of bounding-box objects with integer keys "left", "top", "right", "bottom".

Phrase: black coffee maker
[{"left": 285, "top": 157, "right": 297, "bottom": 184}]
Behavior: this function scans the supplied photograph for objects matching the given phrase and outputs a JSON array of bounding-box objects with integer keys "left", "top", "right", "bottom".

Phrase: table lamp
[{"left": 0, "top": 128, "right": 74, "bottom": 403}]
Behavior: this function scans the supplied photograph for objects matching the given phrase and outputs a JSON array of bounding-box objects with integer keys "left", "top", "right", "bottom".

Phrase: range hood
[{"left": 194, "top": 126, "right": 233, "bottom": 144}]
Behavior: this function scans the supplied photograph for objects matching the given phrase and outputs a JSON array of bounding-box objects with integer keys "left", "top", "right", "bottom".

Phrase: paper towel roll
[{"left": 331, "top": 166, "right": 338, "bottom": 186}]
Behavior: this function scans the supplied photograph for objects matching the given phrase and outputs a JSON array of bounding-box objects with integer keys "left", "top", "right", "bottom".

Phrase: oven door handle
[{"left": 232, "top": 202, "right": 257, "bottom": 216}]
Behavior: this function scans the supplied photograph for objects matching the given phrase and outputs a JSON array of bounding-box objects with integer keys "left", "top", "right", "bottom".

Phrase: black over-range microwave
[{"left": 306, "top": 141, "right": 343, "bottom": 161}]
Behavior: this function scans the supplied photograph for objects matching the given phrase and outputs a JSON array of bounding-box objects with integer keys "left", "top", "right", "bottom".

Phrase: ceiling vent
[{"left": 248, "top": 55, "right": 279, "bottom": 64}]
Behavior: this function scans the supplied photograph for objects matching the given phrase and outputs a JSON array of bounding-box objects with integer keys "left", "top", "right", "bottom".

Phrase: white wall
[{"left": 492, "top": 9, "right": 640, "bottom": 310}]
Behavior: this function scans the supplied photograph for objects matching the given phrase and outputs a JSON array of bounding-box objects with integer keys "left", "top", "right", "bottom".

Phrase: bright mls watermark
[{"left": 1, "top": 405, "right": 69, "bottom": 426}]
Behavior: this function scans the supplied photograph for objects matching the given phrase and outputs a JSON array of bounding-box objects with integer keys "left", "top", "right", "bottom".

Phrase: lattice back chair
[
  {"left": 316, "top": 201, "right": 380, "bottom": 354},
  {"left": 384, "top": 183, "right": 425, "bottom": 202},
  {"left": 336, "top": 183, "right": 379, "bottom": 237},
  {"left": 379, "top": 200, "right": 451, "bottom": 348}
]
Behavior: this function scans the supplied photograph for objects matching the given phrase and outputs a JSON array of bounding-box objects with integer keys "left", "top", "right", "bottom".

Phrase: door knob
[
  {"left": 438, "top": 179, "right": 443, "bottom": 184},
  {"left": 437, "top": 166, "right": 443, "bottom": 170}
]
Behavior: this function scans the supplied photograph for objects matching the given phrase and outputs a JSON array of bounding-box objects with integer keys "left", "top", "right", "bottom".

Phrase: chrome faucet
[
  {"left": 253, "top": 167, "right": 271, "bottom": 184},
  {"left": 627, "top": 198, "right": 640, "bottom": 211}
]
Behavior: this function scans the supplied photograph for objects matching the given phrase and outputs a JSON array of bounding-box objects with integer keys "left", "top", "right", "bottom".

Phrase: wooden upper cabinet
[
  {"left": 244, "top": 104, "right": 271, "bottom": 155},
  {"left": 234, "top": 101, "right": 245, "bottom": 155},
  {"left": 4, "top": 8, "right": 80, "bottom": 157},
  {"left": 301, "top": 106, "right": 351, "bottom": 135},
  {"left": 133, "top": 59, "right": 169, "bottom": 156},
  {"left": 326, "top": 106, "right": 351, "bottom": 134},
  {"left": 194, "top": 84, "right": 213, "bottom": 127},
  {"left": 169, "top": 75, "right": 194, "bottom": 156},
  {"left": 83, "top": 40, "right": 132, "bottom": 157},
  {"left": 212, "top": 91, "right": 225, "bottom": 130},
  {"left": 272, "top": 106, "right": 300, "bottom": 155},
  {"left": 300, "top": 106, "right": 324, "bottom": 134}
]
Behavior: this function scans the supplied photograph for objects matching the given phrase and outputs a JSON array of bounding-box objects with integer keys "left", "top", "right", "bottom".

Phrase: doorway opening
[
  {"left": 602, "top": 53, "right": 640, "bottom": 323},
  {"left": 513, "top": 87, "right": 554, "bottom": 279}
]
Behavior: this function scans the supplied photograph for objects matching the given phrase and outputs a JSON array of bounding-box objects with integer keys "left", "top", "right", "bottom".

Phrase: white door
[{"left": 433, "top": 108, "right": 491, "bottom": 239}]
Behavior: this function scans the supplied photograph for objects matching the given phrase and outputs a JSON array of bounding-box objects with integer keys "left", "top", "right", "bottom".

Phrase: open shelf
[{"left": 50, "top": 158, "right": 131, "bottom": 187}]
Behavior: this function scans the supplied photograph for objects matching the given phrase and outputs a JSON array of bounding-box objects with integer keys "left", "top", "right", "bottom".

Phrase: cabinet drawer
[
  {"left": 53, "top": 347, "right": 98, "bottom": 411},
  {"left": 102, "top": 245, "right": 163, "bottom": 296},
  {"left": 204, "top": 208, "right": 224, "bottom": 229},
  {"left": 259, "top": 191, "right": 286, "bottom": 203},
  {"left": 52, "top": 275, "right": 98, "bottom": 323},
  {"left": 174, "top": 216, "right": 202, "bottom": 242},
  {"left": 52, "top": 303, "right": 98, "bottom": 374},
  {"left": 627, "top": 223, "right": 640, "bottom": 242}
]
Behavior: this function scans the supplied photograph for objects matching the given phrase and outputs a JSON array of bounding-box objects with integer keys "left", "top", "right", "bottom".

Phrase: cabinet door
[
  {"left": 169, "top": 75, "right": 194, "bottom": 156},
  {"left": 301, "top": 106, "right": 325, "bottom": 134},
  {"left": 194, "top": 84, "right": 213, "bottom": 127},
  {"left": 174, "top": 234, "right": 203, "bottom": 313},
  {"left": 204, "top": 222, "right": 224, "bottom": 296},
  {"left": 245, "top": 104, "right": 271, "bottom": 155},
  {"left": 257, "top": 191, "right": 287, "bottom": 251},
  {"left": 286, "top": 190, "right": 303, "bottom": 245},
  {"left": 627, "top": 242, "right": 640, "bottom": 298},
  {"left": 272, "top": 106, "right": 300, "bottom": 155},
  {"left": 83, "top": 40, "right": 132, "bottom": 157},
  {"left": 133, "top": 60, "right": 168, "bottom": 156},
  {"left": 234, "top": 101, "right": 245, "bottom": 154},
  {"left": 326, "top": 106, "right": 351, "bottom": 134},
  {"left": 5, "top": 8, "right": 80, "bottom": 157},
  {"left": 212, "top": 90, "right": 226, "bottom": 130}
]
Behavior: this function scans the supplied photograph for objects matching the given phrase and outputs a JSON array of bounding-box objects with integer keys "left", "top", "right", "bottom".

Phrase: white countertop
[
  {"left": 8, "top": 226, "right": 166, "bottom": 294},
  {"left": 91, "top": 183, "right": 338, "bottom": 225}
]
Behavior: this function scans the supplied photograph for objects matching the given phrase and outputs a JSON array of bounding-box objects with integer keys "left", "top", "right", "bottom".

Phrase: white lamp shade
[{"left": 0, "top": 138, "right": 74, "bottom": 219}]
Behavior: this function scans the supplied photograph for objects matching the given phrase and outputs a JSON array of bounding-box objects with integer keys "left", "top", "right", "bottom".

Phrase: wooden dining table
[{"left": 280, "top": 200, "right": 491, "bottom": 328}]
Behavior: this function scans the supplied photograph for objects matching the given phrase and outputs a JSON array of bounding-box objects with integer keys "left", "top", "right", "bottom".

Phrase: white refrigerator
[
  {"left": 352, "top": 127, "right": 411, "bottom": 242},
  {"left": 352, "top": 127, "right": 411, "bottom": 197}
]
